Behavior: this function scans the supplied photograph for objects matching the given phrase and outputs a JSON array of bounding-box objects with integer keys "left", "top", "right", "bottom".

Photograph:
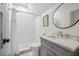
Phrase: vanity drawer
[{"left": 41, "top": 39, "right": 72, "bottom": 56}]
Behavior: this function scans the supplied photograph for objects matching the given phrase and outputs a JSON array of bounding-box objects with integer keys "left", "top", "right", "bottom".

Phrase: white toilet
[{"left": 15, "top": 42, "right": 40, "bottom": 56}]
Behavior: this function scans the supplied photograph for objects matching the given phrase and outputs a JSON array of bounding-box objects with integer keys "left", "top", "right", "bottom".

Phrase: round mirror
[{"left": 53, "top": 3, "right": 79, "bottom": 29}]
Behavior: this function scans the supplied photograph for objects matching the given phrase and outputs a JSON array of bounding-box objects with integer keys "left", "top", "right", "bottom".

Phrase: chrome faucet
[{"left": 57, "top": 31, "right": 63, "bottom": 37}]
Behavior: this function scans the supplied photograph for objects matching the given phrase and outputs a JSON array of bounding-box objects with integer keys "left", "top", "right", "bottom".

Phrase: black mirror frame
[{"left": 53, "top": 3, "right": 79, "bottom": 29}]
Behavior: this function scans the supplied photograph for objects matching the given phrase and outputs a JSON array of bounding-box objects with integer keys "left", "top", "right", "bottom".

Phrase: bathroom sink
[
  {"left": 46, "top": 35, "right": 79, "bottom": 41},
  {"left": 47, "top": 36, "right": 57, "bottom": 38},
  {"left": 47, "top": 35, "right": 66, "bottom": 39}
]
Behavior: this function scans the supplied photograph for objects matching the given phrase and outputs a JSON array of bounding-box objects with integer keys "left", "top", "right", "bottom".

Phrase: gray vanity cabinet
[
  {"left": 39, "top": 38, "right": 78, "bottom": 56},
  {"left": 39, "top": 45, "right": 49, "bottom": 56},
  {"left": 39, "top": 45, "right": 56, "bottom": 56}
]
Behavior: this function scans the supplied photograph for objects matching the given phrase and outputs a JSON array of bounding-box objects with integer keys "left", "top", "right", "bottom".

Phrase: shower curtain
[{"left": 10, "top": 7, "right": 37, "bottom": 56}]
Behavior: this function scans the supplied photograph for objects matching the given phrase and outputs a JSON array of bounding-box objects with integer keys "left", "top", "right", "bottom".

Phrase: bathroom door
[
  {"left": 0, "top": 3, "right": 10, "bottom": 56},
  {"left": 0, "top": 12, "right": 2, "bottom": 49}
]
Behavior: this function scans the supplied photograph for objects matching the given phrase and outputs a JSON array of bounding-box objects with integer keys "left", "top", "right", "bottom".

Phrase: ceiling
[{"left": 13, "top": 3, "right": 56, "bottom": 15}]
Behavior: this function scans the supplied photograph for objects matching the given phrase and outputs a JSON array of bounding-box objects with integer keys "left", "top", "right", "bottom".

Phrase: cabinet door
[
  {"left": 47, "top": 50, "right": 55, "bottom": 56},
  {"left": 40, "top": 45, "right": 55, "bottom": 56},
  {"left": 40, "top": 45, "right": 48, "bottom": 56}
]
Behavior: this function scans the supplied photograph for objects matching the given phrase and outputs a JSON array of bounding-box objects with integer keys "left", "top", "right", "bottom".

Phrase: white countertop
[{"left": 40, "top": 35, "right": 79, "bottom": 52}]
